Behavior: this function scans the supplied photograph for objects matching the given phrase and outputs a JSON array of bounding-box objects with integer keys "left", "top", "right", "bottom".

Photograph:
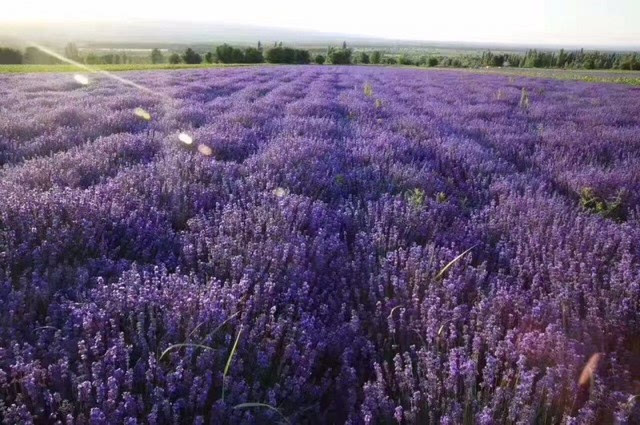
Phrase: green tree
[
  {"left": 557, "top": 49, "right": 568, "bottom": 68},
  {"left": 0, "top": 47, "right": 23, "bottom": 64},
  {"left": 204, "top": 52, "right": 214, "bottom": 63},
  {"left": 216, "top": 44, "right": 244, "bottom": 63},
  {"left": 328, "top": 47, "right": 352, "bottom": 65},
  {"left": 358, "top": 52, "right": 370, "bottom": 64},
  {"left": 428, "top": 57, "right": 439, "bottom": 67},
  {"left": 490, "top": 54, "right": 505, "bottom": 67},
  {"left": 182, "top": 48, "right": 202, "bottom": 64},
  {"left": 150, "top": 48, "right": 164, "bottom": 64},
  {"left": 294, "top": 49, "right": 311, "bottom": 64},
  {"left": 265, "top": 47, "right": 311, "bottom": 64},
  {"left": 398, "top": 54, "right": 413, "bottom": 65},
  {"left": 314, "top": 54, "right": 325, "bottom": 65},
  {"left": 24, "top": 46, "right": 58, "bottom": 64},
  {"left": 168, "top": 53, "right": 181, "bottom": 64},
  {"left": 244, "top": 47, "right": 264, "bottom": 63},
  {"left": 64, "top": 43, "right": 80, "bottom": 61},
  {"left": 84, "top": 53, "right": 100, "bottom": 65},
  {"left": 370, "top": 51, "right": 381, "bottom": 64},
  {"left": 101, "top": 54, "right": 116, "bottom": 64}
]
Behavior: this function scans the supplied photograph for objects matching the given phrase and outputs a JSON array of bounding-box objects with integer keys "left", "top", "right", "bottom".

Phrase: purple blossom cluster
[{"left": 0, "top": 66, "right": 639, "bottom": 424}]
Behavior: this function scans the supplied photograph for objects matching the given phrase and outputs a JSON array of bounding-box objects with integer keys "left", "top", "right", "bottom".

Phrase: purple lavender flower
[{"left": 0, "top": 66, "right": 638, "bottom": 424}]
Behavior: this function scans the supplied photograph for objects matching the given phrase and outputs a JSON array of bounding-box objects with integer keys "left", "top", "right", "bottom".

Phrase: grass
[
  {"left": 434, "top": 244, "right": 478, "bottom": 280},
  {"left": 439, "top": 66, "right": 640, "bottom": 86},
  {"left": 361, "top": 63, "right": 640, "bottom": 86},
  {"left": 4, "top": 61, "right": 640, "bottom": 86},
  {"left": 233, "top": 403, "right": 291, "bottom": 424},
  {"left": 222, "top": 325, "right": 244, "bottom": 402},
  {"left": 0, "top": 63, "right": 258, "bottom": 74}
]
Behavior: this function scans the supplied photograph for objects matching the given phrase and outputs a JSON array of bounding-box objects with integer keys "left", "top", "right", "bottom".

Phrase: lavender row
[{"left": 0, "top": 66, "right": 638, "bottom": 424}]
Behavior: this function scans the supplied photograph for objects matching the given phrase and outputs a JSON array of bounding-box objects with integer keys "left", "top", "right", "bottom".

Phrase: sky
[{"left": 2, "top": 0, "right": 639, "bottom": 47}]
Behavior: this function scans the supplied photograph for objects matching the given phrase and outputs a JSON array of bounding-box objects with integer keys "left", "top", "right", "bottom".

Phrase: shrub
[
  {"left": 168, "top": 53, "right": 181, "bottom": 64},
  {"left": 371, "top": 51, "right": 382, "bottom": 64},
  {"left": 428, "top": 57, "right": 439, "bottom": 67},
  {"left": 314, "top": 55, "right": 326, "bottom": 65}
]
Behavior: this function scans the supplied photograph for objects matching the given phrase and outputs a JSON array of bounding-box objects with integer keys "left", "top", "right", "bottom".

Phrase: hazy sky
[{"left": 3, "top": 0, "right": 639, "bottom": 46}]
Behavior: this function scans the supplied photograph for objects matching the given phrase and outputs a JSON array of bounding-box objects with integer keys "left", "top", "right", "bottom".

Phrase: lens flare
[
  {"left": 73, "top": 74, "right": 89, "bottom": 85},
  {"left": 273, "top": 187, "right": 288, "bottom": 197},
  {"left": 178, "top": 133, "right": 193, "bottom": 145},
  {"left": 29, "top": 42, "right": 163, "bottom": 98},
  {"left": 197, "top": 144, "right": 213, "bottom": 156},
  {"left": 134, "top": 107, "right": 152, "bottom": 121},
  {"left": 579, "top": 353, "right": 603, "bottom": 387}
]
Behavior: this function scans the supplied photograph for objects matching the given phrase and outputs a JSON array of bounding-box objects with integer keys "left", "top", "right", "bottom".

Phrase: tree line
[
  {"left": 430, "top": 49, "right": 640, "bottom": 70},
  {"left": 163, "top": 42, "right": 352, "bottom": 65},
  {"left": 0, "top": 42, "right": 351, "bottom": 66},
  {"left": 1, "top": 42, "right": 639, "bottom": 71}
]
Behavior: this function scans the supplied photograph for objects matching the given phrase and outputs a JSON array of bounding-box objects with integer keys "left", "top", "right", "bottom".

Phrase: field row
[{"left": 0, "top": 66, "right": 638, "bottom": 423}]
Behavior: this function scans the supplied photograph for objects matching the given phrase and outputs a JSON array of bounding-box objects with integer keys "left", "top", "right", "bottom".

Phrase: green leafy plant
[
  {"left": 364, "top": 82, "right": 374, "bottom": 97},
  {"left": 233, "top": 403, "right": 291, "bottom": 424},
  {"left": 406, "top": 188, "right": 425, "bottom": 207},
  {"left": 580, "top": 187, "right": 627, "bottom": 221},
  {"left": 519, "top": 87, "right": 530, "bottom": 109}
]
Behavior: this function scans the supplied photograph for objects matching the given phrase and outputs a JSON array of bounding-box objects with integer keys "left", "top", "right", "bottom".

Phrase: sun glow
[{"left": 2, "top": 0, "right": 639, "bottom": 46}]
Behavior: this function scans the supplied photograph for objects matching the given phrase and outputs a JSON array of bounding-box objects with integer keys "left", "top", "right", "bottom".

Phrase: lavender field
[{"left": 0, "top": 66, "right": 639, "bottom": 424}]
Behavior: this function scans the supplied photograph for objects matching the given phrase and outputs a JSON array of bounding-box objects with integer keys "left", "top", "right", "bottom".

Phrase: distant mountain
[
  {"left": 1, "top": 21, "right": 638, "bottom": 51},
  {"left": 1, "top": 21, "right": 388, "bottom": 47}
]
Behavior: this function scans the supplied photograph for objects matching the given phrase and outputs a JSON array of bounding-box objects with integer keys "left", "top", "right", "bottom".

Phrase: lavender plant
[{"left": 0, "top": 66, "right": 638, "bottom": 424}]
